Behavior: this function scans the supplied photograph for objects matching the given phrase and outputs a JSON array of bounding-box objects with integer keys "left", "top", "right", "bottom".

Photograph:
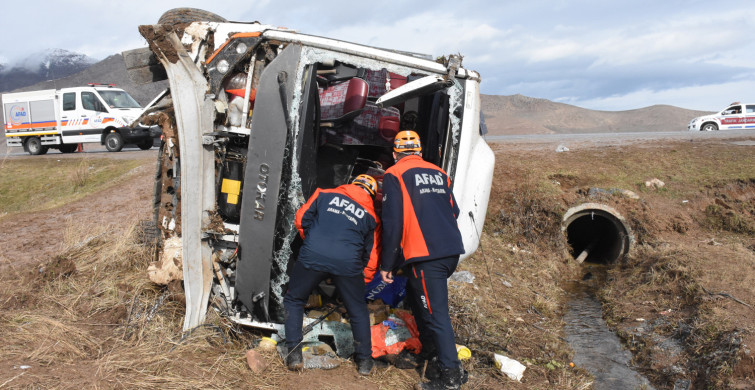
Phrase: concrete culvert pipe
[{"left": 562, "top": 203, "right": 633, "bottom": 264}]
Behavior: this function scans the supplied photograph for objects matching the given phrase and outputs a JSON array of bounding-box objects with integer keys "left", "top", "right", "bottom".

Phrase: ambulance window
[
  {"left": 746, "top": 105, "right": 755, "bottom": 114},
  {"left": 82, "top": 92, "right": 96, "bottom": 111},
  {"left": 62, "top": 93, "right": 76, "bottom": 111}
]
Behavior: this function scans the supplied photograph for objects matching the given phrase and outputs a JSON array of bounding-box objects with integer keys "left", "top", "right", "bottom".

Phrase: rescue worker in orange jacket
[
  {"left": 283, "top": 174, "right": 380, "bottom": 376},
  {"left": 380, "top": 131, "right": 466, "bottom": 390}
]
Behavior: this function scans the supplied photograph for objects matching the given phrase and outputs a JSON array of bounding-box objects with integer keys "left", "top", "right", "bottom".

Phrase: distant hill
[
  {"left": 2, "top": 49, "right": 715, "bottom": 137},
  {"left": 482, "top": 94, "right": 714, "bottom": 134},
  {"left": 4, "top": 53, "right": 167, "bottom": 105},
  {"left": 0, "top": 49, "right": 98, "bottom": 92}
]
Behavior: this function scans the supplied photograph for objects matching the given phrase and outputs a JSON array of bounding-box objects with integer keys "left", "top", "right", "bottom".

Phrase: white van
[{"left": 3, "top": 84, "right": 158, "bottom": 154}]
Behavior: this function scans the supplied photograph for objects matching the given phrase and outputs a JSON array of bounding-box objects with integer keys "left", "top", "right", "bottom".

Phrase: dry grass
[
  {"left": 69, "top": 157, "right": 91, "bottom": 188},
  {"left": 0, "top": 220, "right": 265, "bottom": 389},
  {"left": 0, "top": 157, "right": 151, "bottom": 219}
]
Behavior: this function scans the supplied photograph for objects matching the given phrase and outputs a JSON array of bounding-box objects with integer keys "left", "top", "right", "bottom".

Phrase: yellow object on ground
[{"left": 456, "top": 344, "right": 472, "bottom": 360}]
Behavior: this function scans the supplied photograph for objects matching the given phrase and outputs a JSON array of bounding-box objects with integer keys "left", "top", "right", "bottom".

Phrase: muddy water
[{"left": 564, "top": 265, "right": 655, "bottom": 390}]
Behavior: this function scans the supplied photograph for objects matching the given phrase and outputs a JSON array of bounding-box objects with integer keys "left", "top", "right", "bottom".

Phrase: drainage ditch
[
  {"left": 562, "top": 203, "right": 654, "bottom": 389},
  {"left": 562, "top": 203, "right": 632, "bottom": 264}
]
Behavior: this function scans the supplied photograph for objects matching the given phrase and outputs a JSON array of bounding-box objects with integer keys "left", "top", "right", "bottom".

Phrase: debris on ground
[
  {"left": 147, "top": 236, "right": 182, "bottom": 284},
  {"left": 245, "top": 349, "right": 268, "bottom": 373},
  {"left": 555, "top": 145, "right": 570, "bottom": 152},
  {"left": 455, "top": 344, "right": 472, "bottom": 360},
  {"left": 645, "top": 178, "right": 665, "bottom": 189},
  {"left": 494, "top": 353, "right": 526, "bottom": 381},
  {"left": 449, "top": 270, "right": 475, "bottom": 284},
  {"left": 302, "top": 343, "right": 341, "bottom": 370},
  {"left": 256, "top": 337, "right": 277, "bottom": 352}
]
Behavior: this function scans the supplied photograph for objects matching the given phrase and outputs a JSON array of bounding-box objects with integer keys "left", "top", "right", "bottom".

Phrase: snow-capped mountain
[{"left": 0, "top": 49, "right": 97, "bottom": 92}]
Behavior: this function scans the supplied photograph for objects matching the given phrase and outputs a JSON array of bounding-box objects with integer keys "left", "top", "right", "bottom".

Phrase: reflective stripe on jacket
[
  {"left": 380, "top": 155, "right": 463, "bottom": 271},
  {"left": 295, "top": 183, "right": 381, "bottom": 282}
]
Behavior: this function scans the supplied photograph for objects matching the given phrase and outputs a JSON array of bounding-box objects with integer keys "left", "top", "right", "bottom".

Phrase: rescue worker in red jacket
[
  {"left": 283, "top": 174, "right": 380, "bottom": 376},
  {"left": 379, "top": 131, "right": 466, "bottom": 390}
]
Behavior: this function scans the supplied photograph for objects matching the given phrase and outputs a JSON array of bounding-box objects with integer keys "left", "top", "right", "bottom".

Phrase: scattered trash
[
  {"left": 371, "top": 311, "right": 421, "bottom": 358},
  {"left": 555, "top": 145, "right": 570, "bottom": 152},
  {"left": 245, "top": 349, "right": 268, "bottom": 373},
  {"left": 449, "top": 271, "right": 475, "bottom": 284},
  {"left": 257, "top": 337, "right": 277, "bottom": 352},
  {"left": 703, "top": 238, "right": 723, "bottom": 246},
  {"left": 305, "top": 294, "right": 322, "bottom": 309},
  {"left": 382, "top": 319, "right": 399, "bottom": 330},
  {"left": 636, "top": 318, "right": 646, "bottom": 322},
  {"left": 302, "top": 343, "right": 341, "bottom": 370},
  {"left": 368, "top": 301, "right": 390, "bottom": 325},
  {"left": 456, "top": 344, "right": 472, "bottom": 360},
  {"left": 569, "top": 362, "right": 575, "bottom": 368},
  {"left": 494, "top": 353, "right": 526, "bottom": 381},
  {"left": 14, "top": 365, "right": 31, "bottom": 370},
  {"left": 505, "top": 244, "right": 531, "bottom": 254},
  {"left": 501, "top": 280, "right": 513, "bottom": 288},
  {"left": 681, "top": 200, "right": 689, "bottom": 204},
  {"left": 660, "top": 309, "right": 672, "bottom": 315},
  {"left": 645, "top": 178, "right": 665, "bottom": 189}
]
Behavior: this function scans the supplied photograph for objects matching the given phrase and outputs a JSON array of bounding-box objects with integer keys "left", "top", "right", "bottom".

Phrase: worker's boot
[
  {"left": 421, "top": 357, "right": 467, "bottom": 384},
  {"left": 415, "top": 365, "right": 463, "bottom": 390},
  {"left": 356, "top": 357, "right": 374, "bottom": 376},
  {"left": 286, "top": 346, "right": 303, "bottom": 371}
]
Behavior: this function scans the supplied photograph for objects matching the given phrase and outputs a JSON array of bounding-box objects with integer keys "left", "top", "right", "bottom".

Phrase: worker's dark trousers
[
  {"left": 405, "top": 255, "right": 461, "bottom": 370},
  {"left": 283, "top": 261, "right": 372, "bottom": 361}
]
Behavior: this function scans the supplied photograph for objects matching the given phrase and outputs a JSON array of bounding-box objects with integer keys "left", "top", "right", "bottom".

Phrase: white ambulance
[
  {"left": 3, "top": 84, "right": 157, "bottom": 155},
  {"left": 687, "top": 102, "right": 755, "bottom": 131}
]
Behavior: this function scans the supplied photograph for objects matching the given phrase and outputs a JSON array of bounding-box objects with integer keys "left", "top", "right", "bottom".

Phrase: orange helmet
[
  {"left": 393, "top": 130, "right": 422, "bottom": 154},
  {"left": 352, "top": 174, "right": 378, "bottom": 197}
]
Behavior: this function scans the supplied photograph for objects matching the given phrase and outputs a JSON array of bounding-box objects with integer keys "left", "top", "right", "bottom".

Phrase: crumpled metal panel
[{"left": 148, "top": 27, "right": 217, "bottom": 331}]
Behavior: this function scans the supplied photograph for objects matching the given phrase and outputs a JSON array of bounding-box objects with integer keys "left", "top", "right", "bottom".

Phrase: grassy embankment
[
  {"left": 0, "top": 156, "right": 150, "bottom": 218},
  {"left": 459, "top": 139, "right": 754, "bottom": 389}
]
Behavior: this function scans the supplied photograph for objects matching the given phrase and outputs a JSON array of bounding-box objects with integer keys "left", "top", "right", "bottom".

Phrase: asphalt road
[
  {"left": 3, "top": 129, "right": 754, "bottom": 158},
  {"left": 0, "top": 139, "right": 158, "bottom": 160},
  {"left": 485, "top": 129, "right": 755, "bottom": 150}
]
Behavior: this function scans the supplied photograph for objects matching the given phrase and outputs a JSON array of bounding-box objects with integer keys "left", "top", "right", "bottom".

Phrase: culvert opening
[{"left": 562, "top": 203, "right": 632, "bottom": 264}]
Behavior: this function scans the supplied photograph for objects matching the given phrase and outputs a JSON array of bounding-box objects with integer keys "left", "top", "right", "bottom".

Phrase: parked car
[{"left": 688, "top": 102, "right": 755, "bottom": 131}]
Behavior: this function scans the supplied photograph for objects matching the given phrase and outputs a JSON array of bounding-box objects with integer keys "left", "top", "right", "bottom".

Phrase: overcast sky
[{"left": 1, "top": 0, "right": 754, "bottom": 111}]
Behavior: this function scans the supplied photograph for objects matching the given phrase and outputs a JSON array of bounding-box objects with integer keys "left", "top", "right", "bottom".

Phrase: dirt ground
[{"left": 1, "top": 135, "right": 754, "bottom": 389}]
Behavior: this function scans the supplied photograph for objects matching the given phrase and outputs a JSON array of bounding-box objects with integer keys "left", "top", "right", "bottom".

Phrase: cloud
[{"left": 568, "top": 79, "right": 755, "bottom": 112}]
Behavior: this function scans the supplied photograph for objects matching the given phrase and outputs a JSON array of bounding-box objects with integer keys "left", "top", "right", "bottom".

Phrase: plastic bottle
[{"left": 455, "top": 344, "right": 472, "bottom": 360}]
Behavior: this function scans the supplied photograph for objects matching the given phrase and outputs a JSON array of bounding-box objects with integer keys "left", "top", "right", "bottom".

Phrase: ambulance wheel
[
  {"left": 158, "top": 8, "right": 227, "bottom": 25},
  {"left": 138, "top": 139, "right": 154, "bottom": 150},
  {"left": 26, "top": 137, "right": 44, "bottom": 155},
  {"left": 59, "top": 144, "right": 78, "bottom": 153},
  {"left": 105, "top": 132, "right": 124, "bottom": 152}
]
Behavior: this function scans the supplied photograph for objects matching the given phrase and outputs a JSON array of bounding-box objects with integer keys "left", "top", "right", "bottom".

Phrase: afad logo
[{"left": 9, "top": 105, "right": 28, "bottom": 125}]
